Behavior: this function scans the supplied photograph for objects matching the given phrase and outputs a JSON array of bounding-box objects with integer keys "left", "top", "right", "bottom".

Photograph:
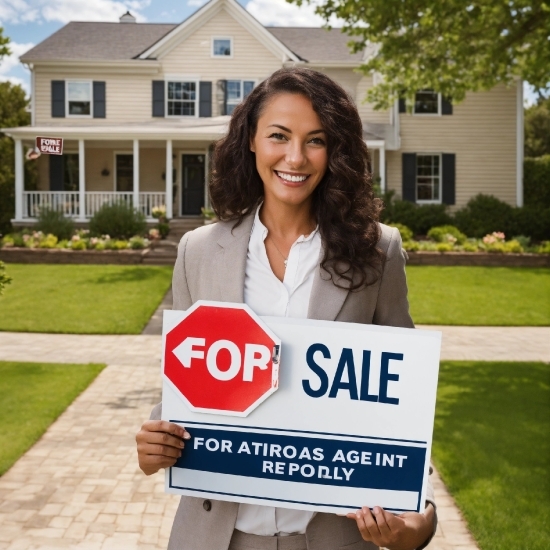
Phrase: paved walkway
[{"left": 1, "top": 326, "right": 548, "bottom": 549}]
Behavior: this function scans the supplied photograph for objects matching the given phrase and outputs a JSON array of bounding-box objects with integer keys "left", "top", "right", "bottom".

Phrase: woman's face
[{"left": 250, "top": 93, "right": 328, "bottom": 209}]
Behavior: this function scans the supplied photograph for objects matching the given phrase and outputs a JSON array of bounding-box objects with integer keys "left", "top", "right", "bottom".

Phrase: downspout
[{"left": 516, "top": 79, "right": 524, "bottom": 207}]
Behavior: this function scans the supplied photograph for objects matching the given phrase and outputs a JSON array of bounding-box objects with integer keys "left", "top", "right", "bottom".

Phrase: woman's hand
[
  {"left": 136, "top": 420, "right": 191, "bottom": 476},
  {"left": 346, "top": 503, "right": 434, "bottom": 550}
]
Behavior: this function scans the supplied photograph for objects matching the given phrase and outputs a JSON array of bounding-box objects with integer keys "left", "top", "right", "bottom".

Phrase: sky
[{"left": 0, "top": 0, "right": 539, "bottom": 105}]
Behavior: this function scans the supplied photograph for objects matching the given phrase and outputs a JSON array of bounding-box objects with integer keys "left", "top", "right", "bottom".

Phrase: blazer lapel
[
  {"left": 307, "top": 250, "right": 350, "bottom": 321},
  {"left": 215, "top": 214, "right": 255, "bottom": 303}
]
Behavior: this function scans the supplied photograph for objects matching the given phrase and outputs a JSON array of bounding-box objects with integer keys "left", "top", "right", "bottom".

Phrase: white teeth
[{"left": 276, "top": 171, "right": 308, "bottom": 183}]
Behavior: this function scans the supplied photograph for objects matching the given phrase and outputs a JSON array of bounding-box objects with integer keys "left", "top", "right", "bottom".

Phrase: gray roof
[
  {"left": 20, "top": 22, "right": 177, "bottom": 62},
  {"left": 268, "top": 27, "right": 363, "bottom": 63},
  {"left": 20, "top": 21, "right": 362, "bottom": 64}
]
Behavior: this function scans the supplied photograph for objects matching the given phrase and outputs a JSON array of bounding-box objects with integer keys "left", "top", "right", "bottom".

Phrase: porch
[{"left": 6, "top": 119, "right": 229, "bottom": 223}]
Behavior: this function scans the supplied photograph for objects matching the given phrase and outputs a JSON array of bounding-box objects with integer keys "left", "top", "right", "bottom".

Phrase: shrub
[
  {"left": 436, "top": 243, "right": 454, "bottom": 252},
  {"left": 70, "top": 239, "right": 87, "bottom": 250},
  {"left": 157, "top": 222, "right": 170, "bottom": 239},
  {"left": 427, "top": 225, "right": 467, "bottom": 245},
  {"left": 89, "top": 202, "right": 146, "bottom": 240},
  {"left": 524, "top": 155, "right": 550, "bottom": 207},
  {"left": 38, "top": 234, "right": 58, "bottom": 249},
  {"left": 537, "top": 241, "right": 550, "bottom": 254},
  {"left": 503, "top": 240, "right": 524, "bottom": 253},
  {"left": 382, "top": 197, "right": 452, "bottom": 235},
  {"left": 402, "top": 240, "right": 420, "bottom": 252},
  {"left": 453, "top": 194, "right": 514, "bottom": 238},
  {"left": 462, "top": 241, "right": 479, "bottom": 252},
  {"left": 0, "top": 261, "right": 12, "bottom": 295},
  {"left": 511, "top": 206, "right": 550, "bottom": 241},
  {"left": 35, "top": 208, "right": 74, "bottom": 240},
  {"left": 387, "top": 223, "right": 413, "bottom": 242},
  {"left": 128, "top": 236, "right": 148, "bottom": 250}
]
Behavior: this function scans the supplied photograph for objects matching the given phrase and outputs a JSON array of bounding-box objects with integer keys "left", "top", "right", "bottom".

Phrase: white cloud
[
  {"left": 246, "top": 0, "right": 341, "bottom": 27},
  {"left": 0, "top": 74, "right": 29, "bottom": 94},
  {"left": 187, "top": 0, "right": 207, "bottom": 6},
  {"left": 0, "top": 0, "right": 151, "bottom": 25},
  {"left": 0, "top": 42, "right": 34, "bottom": 74}
]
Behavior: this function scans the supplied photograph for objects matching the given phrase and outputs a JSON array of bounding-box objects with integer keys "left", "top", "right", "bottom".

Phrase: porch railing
[{"left": 22, "top": 191, "right": 166, "bottom": 220}]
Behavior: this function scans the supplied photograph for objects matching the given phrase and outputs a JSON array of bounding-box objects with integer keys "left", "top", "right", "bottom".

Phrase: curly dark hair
[{"left": 210, "top": 67, "right": 383, "bottom": 290}]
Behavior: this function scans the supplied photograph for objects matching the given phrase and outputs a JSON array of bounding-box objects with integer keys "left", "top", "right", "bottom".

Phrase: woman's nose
[{"left": 285, "top": 141, "right": 306, "bottom": 168}]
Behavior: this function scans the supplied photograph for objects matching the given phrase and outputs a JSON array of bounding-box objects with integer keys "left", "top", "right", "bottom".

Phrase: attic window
[
  {"left": 213, "top": 38, "right": 232, "bottom": 57},
  {"left": 413, "top": 90, "right": 440, "bottom": 115}
]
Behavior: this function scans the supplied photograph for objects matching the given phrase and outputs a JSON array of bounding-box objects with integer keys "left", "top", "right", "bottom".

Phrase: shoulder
[{"left": 377, "top": 222, "right": 403, "bottom": 259}]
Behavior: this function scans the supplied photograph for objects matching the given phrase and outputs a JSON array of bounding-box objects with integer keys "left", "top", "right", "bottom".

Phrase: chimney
[{"left": 119, "top": 11, "right": 136, "bottom": 23}]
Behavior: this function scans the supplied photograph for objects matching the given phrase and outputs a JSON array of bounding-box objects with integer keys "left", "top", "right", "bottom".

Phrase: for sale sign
[
  {"left": 36, "top": 137, "right": 63, "bottom": 155},
  {"left": 162, "top": 301, "right": 441, "bottom": 515}
]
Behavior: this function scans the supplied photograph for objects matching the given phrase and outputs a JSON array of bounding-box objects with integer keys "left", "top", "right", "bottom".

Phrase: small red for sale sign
[{"left": 36, "top": 137, "right": 63, "bottom": 155}]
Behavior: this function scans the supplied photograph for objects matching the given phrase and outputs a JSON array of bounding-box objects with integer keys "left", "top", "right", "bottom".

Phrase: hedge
[{"left": 524, "top": 155, "right": 550, "bottom": 207}]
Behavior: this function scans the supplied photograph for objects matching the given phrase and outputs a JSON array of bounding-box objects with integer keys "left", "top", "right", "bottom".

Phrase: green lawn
[
  {"left": 433, "top": 361, "right": 550, "bottom": 550},
  {"left": 0, "top": 361, "right": 105, "bottom": 476},
  {"left": 0, "top": 264, "right": 172, "bottom": 334},
  {"left": 407, "top": 266, "right": 550, "bottom": 325}
]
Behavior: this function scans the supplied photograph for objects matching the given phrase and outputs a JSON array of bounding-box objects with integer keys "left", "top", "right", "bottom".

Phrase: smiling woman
[{"left": 136, "top": 68, "right": 436, "bottom": 550}]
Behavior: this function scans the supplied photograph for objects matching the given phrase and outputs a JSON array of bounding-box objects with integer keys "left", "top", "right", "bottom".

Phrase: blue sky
[{"left": 0, "top": 0, "right": 539, "bottom": 104}]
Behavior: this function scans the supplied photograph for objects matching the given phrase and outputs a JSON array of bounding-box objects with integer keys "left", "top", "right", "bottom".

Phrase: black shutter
[
  {"left": 93, "top": 81, "right": 106, "bottom": 118},
  {"left": 49, "top": 155, "right": 64, "bottom": 191},
  {"left": 442, "top": 153, "right": 456, "bottom": 205},
  {"left": 402, "top": 153, "right": 417, "bottom": 202},
  {"left": 51, "top": 80, "right": 65, "bottom": 118},
  {"left": 398, "top": 98, "right": 406, "bottom": 113},
  {"left": 442, "top": 96, "right": 453, "bottom": 115},
  {"left": 152, "top": 80, "right": 165, "bottom": 117},
  {"left": 199, "top": 81, "right": 212, "bottom": 117}
]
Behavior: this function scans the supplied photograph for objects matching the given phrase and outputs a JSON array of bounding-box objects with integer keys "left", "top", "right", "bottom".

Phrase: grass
[
  {"left": 407, "top": 266, "right": 550, "bottom": 325},
  {"left": 0, "top": 361, "right": 105, "bottom": 476},
  {"left": 0, "top": 264, "right": 172, "bottom": 334},
  {"left": 433, "top": 360, "right": 550, "bottom": 550}
]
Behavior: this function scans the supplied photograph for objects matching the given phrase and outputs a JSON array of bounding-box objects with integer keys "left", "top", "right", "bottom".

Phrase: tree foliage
[
  {"left": 0, "top": 29, "right": 37, "bottom": 234},
  {"left": 525, "top": 97, "right": 550, "bottom": 157},
  {"left": 288, "top": 0, "right": 550, "bottom": 109}
]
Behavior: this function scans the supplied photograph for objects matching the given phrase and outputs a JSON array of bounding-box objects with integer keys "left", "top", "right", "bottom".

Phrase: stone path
[{"left": 1, "top": 325, "right": 547, "bottom": 549}]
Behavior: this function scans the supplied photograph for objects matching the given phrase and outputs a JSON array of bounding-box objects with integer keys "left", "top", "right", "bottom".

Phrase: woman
[{"left": 136, "top": 67, "right": 436, "bottom": 550}]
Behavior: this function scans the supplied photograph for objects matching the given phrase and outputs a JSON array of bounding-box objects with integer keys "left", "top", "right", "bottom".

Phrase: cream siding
[
  {"left": 356, "top": 75, "right": 391, "bottom": 124},
  {"left": 313, "top": 68, "right": 361, "bottom": 102},
  {"left": 160, "top": 8, "right": 282, "bottom": 117},
  {"left": 386, "top": 84, "right": 517, "bottom": 208}
]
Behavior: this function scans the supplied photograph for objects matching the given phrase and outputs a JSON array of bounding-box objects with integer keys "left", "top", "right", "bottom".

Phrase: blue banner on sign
[{"left": 172, "top": 422, "right": 426, "bottom": 493}]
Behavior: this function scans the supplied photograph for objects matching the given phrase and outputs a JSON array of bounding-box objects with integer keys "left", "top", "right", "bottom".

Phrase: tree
[
  {"left": 525, "top": 97, "right": 550, "bottom": 157},
  {"left": 288, "top": 0, "right": 550, "bottom": 109},
  {"left": 0, "top": 28, "right": 37, "bottom": 235}
]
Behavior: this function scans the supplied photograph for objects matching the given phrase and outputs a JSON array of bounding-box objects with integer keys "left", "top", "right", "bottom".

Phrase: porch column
[
  {"left": 379, "top": 145, "right": 386, "bottom": 194},
  {"left": 165, "top": 139, "right": 173, "bottom": 219},
  {"left": 133, "top": 139, "right": 140, "bottom": 212},
  {"left": 14, "top": 139, "right": 23, "bottom": 221},
  {"left": 78, "top": 140, "right": 86, "bottom": 221}
]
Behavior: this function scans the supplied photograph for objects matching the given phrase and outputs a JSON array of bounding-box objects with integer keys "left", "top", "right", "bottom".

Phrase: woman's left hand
[{"left": 346, "top": 504, "right": 434, "bottom": 550}]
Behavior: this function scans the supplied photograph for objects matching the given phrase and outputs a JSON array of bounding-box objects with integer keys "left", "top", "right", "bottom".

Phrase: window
[
  {"left": 413, "top": 90, "right": 440, "bottom": 115},
  {"left": 226, "top": 80, "right": 255, "bottom": 114},
  {"left": 67, "top": 81, "right": 92, "bottom": 116},
  {"left": 63, "top": 153, "right": 79, "bottom": 191},
  {"left": 416, "top": 154, "right": 441, "bottom": 202},
  {"left": 213, "top": 38, "right": 232, "bottom": 57},
  {"left": 116, "top": 154, "right": 133, "bottom": 192},
  {"left": 167, "top": 81, "right": 197, "bottom": 116}
]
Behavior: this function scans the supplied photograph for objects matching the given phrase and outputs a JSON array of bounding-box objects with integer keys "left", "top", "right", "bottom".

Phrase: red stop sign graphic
[{"left": 164, "top": 302, "right": 281, "bottom": 416}]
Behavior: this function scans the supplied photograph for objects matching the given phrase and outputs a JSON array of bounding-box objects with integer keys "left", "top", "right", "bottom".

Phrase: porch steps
[{"left": 166, "top": 217, "right": 204, "bottom": 243}]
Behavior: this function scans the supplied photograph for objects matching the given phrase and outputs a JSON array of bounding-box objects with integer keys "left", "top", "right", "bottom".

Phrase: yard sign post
[{"left": 162, "top": 301, "right": 441, "bottom": 515}]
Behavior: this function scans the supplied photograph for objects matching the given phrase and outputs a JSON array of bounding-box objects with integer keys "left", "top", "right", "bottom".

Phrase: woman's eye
[
  {"left": 309, "top": 137, "right": 326, "bottom": 146},
  {"left": 269, "top": 133, "right": 287, "bottom": 140}
]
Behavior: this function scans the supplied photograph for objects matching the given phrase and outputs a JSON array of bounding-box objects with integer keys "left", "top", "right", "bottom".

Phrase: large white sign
[{"left": 162, "top": 304, "right": 441, "bottom": 515}]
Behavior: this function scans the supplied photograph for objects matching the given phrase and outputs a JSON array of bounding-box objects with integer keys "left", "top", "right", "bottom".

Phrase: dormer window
[
  {"left": 413, "top": 90, "right": 440, "bottom": 115},
  {"left": 67, "top": 81, "right": 92, "bottom": 116},
  {"left": 212, "top": 37, "right": 232, "bottom": 57}
]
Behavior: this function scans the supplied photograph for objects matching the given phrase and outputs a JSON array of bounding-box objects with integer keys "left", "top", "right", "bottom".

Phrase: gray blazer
[{"left": 153, "top": 214, "right": 436, "bottom": 550}]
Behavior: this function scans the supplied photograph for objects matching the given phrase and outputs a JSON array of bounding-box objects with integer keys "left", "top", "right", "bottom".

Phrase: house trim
[
  {"left": 516, "top": 79, "right": 524, "bottom": 207},
  {"left": 138, "top": 0, "right": 299, "bottom": 63},
  {"left": 32, "top": 60, "right": 161, "bottom": 75}
]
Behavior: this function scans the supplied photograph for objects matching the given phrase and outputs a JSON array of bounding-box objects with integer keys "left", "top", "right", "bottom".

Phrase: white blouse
[{"left": 237, "top": 206, "right": 321, "bottom": 536}]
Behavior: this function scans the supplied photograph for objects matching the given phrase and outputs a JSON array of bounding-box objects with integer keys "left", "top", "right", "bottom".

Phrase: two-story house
[{"left": 4, "top": 0, "right": 523, "bottom": 226}]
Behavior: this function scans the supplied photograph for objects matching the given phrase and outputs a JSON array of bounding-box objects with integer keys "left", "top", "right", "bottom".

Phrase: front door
[{"left": 181, "top": 154, "right": 205, "bottom": 215}]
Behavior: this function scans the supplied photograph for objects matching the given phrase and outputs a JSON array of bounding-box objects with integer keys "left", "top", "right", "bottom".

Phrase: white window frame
[
  {"left": 113, "top": 150, "right": 134, "bottom": 192},
  {"left": 66, "top": 80, "right": 93, "bottom": 118},
  {"left": 225, "top": 79, "right": 256, "bottom": 114},
  {"left": 416, "top": 153, "right": 442, "bottom": 204},
  {"left": 165, "top": 78, "right": 199, "bottom": 118},
  {"left": 412, "top": 90, "right": 442, "bottom": 116},
  {"left": 212, "top": 36, "right": 233, "bottom": 58}
]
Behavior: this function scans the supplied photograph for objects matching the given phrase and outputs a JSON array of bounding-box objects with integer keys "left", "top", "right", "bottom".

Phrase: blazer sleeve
[
  {"left": 372, "top": 227, "right": 414, "bottom": 329},
  {"left": 172, "top": 232, "right": 193, "bottom": 311}
]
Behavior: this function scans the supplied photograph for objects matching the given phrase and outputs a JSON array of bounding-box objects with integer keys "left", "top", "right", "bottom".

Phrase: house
[{"left": 4, "top": 0, "right": 523, "bottom": 226}]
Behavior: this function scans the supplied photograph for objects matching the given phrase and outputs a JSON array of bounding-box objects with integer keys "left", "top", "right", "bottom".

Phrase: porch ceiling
[{"left": 2, "top": 117, "right": 230, "bottom": 142}]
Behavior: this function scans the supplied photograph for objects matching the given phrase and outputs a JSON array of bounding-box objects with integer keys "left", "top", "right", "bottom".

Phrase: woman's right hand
[{"left": 136, "top": 420, "right": 191, "bottom": 475}]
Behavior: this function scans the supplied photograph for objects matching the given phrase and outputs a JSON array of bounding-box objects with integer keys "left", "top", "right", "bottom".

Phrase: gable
[
  {"left": 140, "top": 0, "right": 298, "bottom": 63},
  {"left": 160, "top": 7, "right": 283, "bottom": 79}
]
